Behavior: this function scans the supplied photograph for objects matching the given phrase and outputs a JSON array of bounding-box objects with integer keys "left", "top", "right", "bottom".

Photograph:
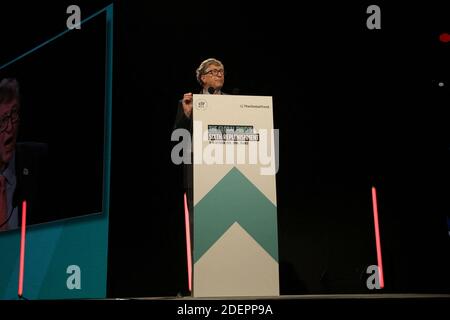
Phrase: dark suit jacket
[
  {"left": 174, "top": 99, "right": 192, "bottom": 133},
  {"left": 13, "top": 142, "right": 49, "bottom": 228},
  {"left": 173, "top": 99, "right": 193, "bottom": 192}
]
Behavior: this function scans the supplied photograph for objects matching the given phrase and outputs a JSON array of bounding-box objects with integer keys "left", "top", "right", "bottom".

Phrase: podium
[{"left": 192, "top": 94, "right": 279, "bottom": 297}]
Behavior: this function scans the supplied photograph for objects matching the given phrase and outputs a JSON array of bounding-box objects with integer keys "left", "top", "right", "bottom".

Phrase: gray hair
[{"left": 195, "top": 58, "right": 224, "bottom": 85}]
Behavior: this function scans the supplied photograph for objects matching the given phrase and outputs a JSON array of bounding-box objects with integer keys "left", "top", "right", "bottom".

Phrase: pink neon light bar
[
  {"left": 371, "top": 186, "right": 384, "bottom": 288},
  {"left": 184, "top": 193, "right": 192, "bottom": 292},
  {"left": 18, "top": 200, "right": 27, "bottom": 298}
]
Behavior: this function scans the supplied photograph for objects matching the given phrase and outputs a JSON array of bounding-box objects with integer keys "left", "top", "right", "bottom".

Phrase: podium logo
[
  {"left": 171, "top": 121, "right": 279, "bottom": 175},
  {"left": 195, "top": 99, "right": 208, "bottom": 111}
]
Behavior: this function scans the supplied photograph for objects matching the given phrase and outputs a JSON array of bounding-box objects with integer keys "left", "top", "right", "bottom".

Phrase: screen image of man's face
[{"left": 0, "top": 99, "right": 19, "bottom": 170}]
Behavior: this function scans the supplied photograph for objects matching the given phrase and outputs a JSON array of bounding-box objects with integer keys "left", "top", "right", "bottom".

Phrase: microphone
[{"left": 207, "top": 87, "right": 215, "bottom": 94}]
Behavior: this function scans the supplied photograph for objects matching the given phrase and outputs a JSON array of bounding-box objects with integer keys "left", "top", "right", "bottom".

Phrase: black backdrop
[{"left": 0, "top": 1, "right": 449, "bottom": 297}]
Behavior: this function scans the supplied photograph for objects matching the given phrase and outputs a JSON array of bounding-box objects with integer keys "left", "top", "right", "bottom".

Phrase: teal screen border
[{"left": 0, "top": 4, "right": 113, "bottom": 299}]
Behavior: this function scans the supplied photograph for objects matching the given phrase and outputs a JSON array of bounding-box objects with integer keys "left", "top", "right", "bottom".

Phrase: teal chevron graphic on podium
[{"left": 194, "top": 167, "right": 278, "bottom": 263}]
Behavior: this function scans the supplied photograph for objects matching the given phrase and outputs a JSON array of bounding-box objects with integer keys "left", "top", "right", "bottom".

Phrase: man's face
[
  {"left": 201, "top": 63, "right": 225, "bottom": 90},
  {"left": 0, "top": 99, "right": 19, "bottom": 168}
]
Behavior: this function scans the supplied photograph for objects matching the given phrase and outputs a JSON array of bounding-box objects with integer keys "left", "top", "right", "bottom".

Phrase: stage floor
[{"left": 128, "top": 293, "right": 450, "bottom": 300}]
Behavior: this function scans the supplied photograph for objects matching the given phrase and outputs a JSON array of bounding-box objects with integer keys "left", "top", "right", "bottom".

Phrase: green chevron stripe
[{"left": 194, "top": 167, "right": 278, "bottom": 263}]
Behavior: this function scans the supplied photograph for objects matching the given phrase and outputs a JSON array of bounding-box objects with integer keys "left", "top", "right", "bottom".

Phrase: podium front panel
[{"left": 192, "top": 94, "right": 279, "bottom": 297}]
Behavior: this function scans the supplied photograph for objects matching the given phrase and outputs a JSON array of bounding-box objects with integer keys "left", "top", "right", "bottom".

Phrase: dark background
[{"left": 0, "top": 1, "right": 449, "bottom": 296}]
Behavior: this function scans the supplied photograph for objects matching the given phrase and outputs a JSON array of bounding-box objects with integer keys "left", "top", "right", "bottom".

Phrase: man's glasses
[
  {"left": 0, "top": 108, "right": 19, "bottom": 133},
  {"left": 204, "top": 69, "right": 225, "bottom": 76}
]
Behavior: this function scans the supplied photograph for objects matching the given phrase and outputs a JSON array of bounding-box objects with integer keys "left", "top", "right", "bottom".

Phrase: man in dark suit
[
  {"left": 174, "top": 57, "right": 226, "bottom": 132},
  {"left": 174, "top": 57, "right": 226, "bottom": 220},
  {"left": 173, "top": 57, "right": 226, "bottom": 207},
  {"left": 172, "top": 58, "right": 226, "bottom": 295},
  {"left": 0, "top": 78, "right": 49, "bottom": 231}
]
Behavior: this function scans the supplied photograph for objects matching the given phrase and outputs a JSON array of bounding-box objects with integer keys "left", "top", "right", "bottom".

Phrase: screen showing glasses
[{"left": 0, "top": 11, "right": 106, "bottom": 232}]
